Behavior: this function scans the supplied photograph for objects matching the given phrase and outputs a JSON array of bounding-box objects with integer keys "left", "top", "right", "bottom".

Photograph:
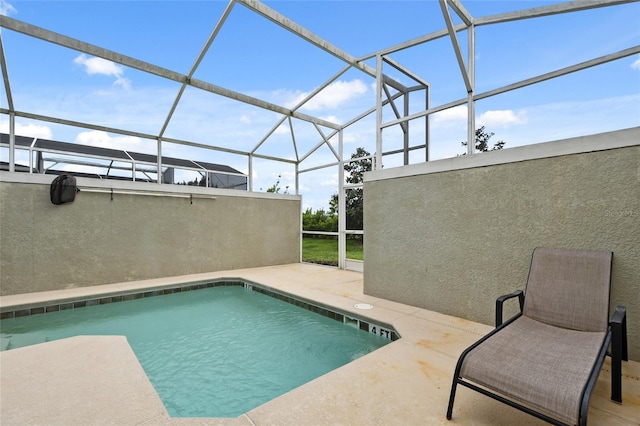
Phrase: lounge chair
[{"left": 446, "top": 247, "right": 628, "bottom": 425}]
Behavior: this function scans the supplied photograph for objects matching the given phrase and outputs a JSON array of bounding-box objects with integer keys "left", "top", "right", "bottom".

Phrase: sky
[{"left": 1, "top": 0, "right": 639, "bottom": 210}]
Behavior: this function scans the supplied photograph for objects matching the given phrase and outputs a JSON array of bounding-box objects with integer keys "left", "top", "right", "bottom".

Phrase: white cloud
[
  {"left": 319, "top": 175, "right": 338, "bottom": 187},
  {"left": 0, "top": 0, "right": 16, "bottom": 16},
  {"left": 73, "top": 54, "right": 132, "bottom": 90},
  {"left": 319, "top": 115, "right": 341, "bottom": 125},
  {"left": 74, "top": 54, "right": 121, "bottom": 77},
  {"left": 431, "top": 105, "right": 467, "bottom": 126},
  {"left": 478, "top": 109, "right": 527, "bottom": 128},
  {"left": 631, "top": 55, "right": 640, "bottom": 71},
  {"left": 74, "top": 130, "right": 147, "bottom": 151},
  {"left": 343, "top": 131, "right": 368, "bottom": 145},
  {"left": 431, "top": 105, "right": 527, "bottom": 129},
  {"left": 274, "top": 123, "right": 290, "bottom": 135},
  {"left": 286, "top": 79, "right": 368, "bottom": 111},
  {"left": 112, "top": 77, "right": 132, "bottom": 90},
  {"left": 0, "top": 121, "right": 52, "bottom": 139}
]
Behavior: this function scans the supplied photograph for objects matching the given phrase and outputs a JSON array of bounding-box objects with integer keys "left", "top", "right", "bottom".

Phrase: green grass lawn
[{"left": 302, "top": 236, "right": 363, "bottom": 266}]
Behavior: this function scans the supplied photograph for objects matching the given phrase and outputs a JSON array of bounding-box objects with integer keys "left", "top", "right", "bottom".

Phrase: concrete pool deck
[{"left": 1, "top": 263, "right": 638, "bottom": 425}]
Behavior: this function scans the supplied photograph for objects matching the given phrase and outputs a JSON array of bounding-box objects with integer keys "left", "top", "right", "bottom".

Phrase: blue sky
[{"left": 1, "top": 0, "right": 639, "bottom": 210}]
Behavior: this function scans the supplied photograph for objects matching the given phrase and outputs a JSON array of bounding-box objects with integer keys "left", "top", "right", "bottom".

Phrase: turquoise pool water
[{"left": 0, "top": 285, "right": 390, "bottom": 417}]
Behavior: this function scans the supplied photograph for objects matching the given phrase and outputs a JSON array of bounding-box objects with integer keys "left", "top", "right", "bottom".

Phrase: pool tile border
[
  {"left": 0, "top": 279, "right": 400, "bottom": 341},
  {"left": 0, "top": 281, "right": 238, "bottom": 319}
]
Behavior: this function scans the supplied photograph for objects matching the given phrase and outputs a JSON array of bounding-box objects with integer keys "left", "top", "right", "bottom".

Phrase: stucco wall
[
  {"left": 0, "top": 173, "right": 300, "bottom": 295},
  {"left": 364, "top": 128, "right": 640, "bottom": 360}
]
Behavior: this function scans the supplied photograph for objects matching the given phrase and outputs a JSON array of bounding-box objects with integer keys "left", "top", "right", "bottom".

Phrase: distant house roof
[{"left": 0, "top": 133, "right": 245, "bottom": 176}]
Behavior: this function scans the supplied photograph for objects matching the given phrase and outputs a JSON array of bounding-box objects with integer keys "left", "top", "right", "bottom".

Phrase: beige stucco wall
[
  {"left": 364, "top": 128, "right": 640, "bottom": 360},
  {"left": 0, "top": 173, "right": 300, "bottom": 296}
]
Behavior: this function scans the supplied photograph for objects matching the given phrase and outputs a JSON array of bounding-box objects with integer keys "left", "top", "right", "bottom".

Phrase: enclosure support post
[
  {"left": 467, "top": 23, "right": 475, "bottom": 155},
  {"left": 404, "top": 91, "right": 410, "bottom": 165},
  {"left": 157, "top": 138, "right": 163, "bottom": 184},
  {"left": 338, "top": 129, "right": 346, "bottom": 270},
  {"left": 8, "top": 112, "right": 15, "bottom": 172},
  {"left": 248, "top": 154, "right": 253, "bottom": 191},
  {"left": 425, "top": 84, "right": 430, "bottom": 161},
  {"left": 375, "top": 54, "right": 383, "bottom": 170}
]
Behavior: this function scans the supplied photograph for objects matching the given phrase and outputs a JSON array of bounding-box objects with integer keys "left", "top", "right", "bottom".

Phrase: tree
[
  {"left": 178, "top": 175, "right": 206, "bottom": 186},
  {"left": 461, "top": 126, "right": 506, "bottom": 154},
  {"left": 330, "top": 147, "right": 372, "bottom": 231},
  {"left": 265, "top": 174, "right": 289, "bottom": 194},
  {"left": 302, "top": 207, "right": 338, "bottom": 233}
]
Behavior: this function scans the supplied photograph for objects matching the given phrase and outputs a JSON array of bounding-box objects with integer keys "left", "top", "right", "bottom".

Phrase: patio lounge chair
[{"left": 446, "top": 247, "right": 628, "bottom": 426}]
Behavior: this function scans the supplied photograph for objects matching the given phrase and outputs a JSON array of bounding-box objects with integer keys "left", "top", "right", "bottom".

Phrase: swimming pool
[{"left": 0, "top": 281, "right": 395, "bottom": 418}]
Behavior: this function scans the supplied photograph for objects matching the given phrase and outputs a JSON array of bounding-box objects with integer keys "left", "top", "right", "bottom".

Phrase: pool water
[{"left": 0, "top": 286, "right": 390, "bottom": 417}]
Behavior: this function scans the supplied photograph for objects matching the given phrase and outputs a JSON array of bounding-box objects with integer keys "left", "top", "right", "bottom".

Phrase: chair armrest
[
  {"left": 611, "top": 305, "right": 627, "bottom": 325},
  {"left": 495, "top": 290, "right": 524, "bottom": 327}
]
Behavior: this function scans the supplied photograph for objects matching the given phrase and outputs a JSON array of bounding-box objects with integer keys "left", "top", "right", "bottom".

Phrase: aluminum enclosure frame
[{"left": 1, "top": 0, "right": 638, "bottom": 269}]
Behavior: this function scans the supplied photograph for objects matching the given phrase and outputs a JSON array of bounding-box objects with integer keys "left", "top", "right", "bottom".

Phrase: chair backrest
[{"left": 523, "top": 247, "right": 612, "bottom": 332}]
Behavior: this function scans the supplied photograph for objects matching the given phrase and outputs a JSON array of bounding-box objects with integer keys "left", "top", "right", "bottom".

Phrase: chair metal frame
[{"left": 446, "top": 251, "right": 628, "bottom": 426}]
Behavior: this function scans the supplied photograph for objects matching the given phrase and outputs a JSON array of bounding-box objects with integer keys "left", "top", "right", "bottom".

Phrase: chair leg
[
  {"left": 446, "top": 377, "right": 458, "bottom": 420},
  {"left": 611, "top": 333, "right": 622, "bottom": 403},
  {"left": 610, "top": 306, "right": 627, "bottom": 403}
]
